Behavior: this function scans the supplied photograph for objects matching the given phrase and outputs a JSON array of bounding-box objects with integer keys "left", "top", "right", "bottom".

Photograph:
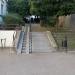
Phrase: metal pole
[
  {"left": 29, "top": 16, "right": 32, "bottom": 53},
  {"left": 30, "top": 16, "right": 31, "bottom": 32},
  {"left": 64, "top": 36, "right": 68, "bottom": 53}
]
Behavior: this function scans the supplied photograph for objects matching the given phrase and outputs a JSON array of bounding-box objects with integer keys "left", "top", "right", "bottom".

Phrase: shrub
[
  {"left": 46, "top": 16, "right": 57, "bottom": 27},
  {"left": 40, "top": 16, "right": 57, "bottom": 27},
  {"left": 3, "top": 13, "right": 24, "bottom": 26}
]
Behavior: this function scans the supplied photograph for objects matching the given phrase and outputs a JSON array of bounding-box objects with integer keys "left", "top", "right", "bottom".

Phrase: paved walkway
[
  {"left": 1, "top": 24, "right": 75, "bottom": 75},
  {"left": 0, "top": 49, "right": 75, "bottom": 75}
]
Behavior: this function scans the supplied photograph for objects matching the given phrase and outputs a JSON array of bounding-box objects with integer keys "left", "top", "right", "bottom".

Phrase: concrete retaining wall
[{"left": 0, "top": 30, "right": 16, "bottom": 47}]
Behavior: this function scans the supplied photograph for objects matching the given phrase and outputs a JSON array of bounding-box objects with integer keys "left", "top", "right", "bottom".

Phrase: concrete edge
[{"left": 46, "top": 31, "right": 58, "bottom": 48}]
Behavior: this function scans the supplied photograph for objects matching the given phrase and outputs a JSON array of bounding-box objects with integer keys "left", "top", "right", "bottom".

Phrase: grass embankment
[
  {"left": 52, "top": 31, "right": 75, "bottom": 50},
  {"left": 45, "top": 23, "right": 75, "bottom": 50}
]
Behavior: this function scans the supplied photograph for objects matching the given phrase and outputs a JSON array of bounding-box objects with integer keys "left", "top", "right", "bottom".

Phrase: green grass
[{"left": 52, "top": 32, "right": 75, "bottom": 49}]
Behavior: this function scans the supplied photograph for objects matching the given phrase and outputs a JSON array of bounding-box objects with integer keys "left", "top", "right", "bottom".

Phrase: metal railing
[
  {"left": 29, "top": 32, "right": 32, "bottom": 53},
  {"left": 0, "top": 24, "right": 22, "bottom": 30}
]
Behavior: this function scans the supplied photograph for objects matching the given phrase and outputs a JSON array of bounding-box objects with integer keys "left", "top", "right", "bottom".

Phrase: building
[{"left": 0, "top": 0, "right": 7, "bottom": 24}]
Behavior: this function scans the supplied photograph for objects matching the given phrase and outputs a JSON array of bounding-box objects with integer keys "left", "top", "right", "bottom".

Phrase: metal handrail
[{"left": 29, "top": 32, "right": 32, "bottom": 53}]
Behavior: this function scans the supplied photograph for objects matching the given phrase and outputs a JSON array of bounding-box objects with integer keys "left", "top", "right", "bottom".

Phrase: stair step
[
  {"left": 31, "top": 32, "right": 55, "bottom": 52},
  {"left": 22, "top": 50, "right": 26, "bottom": 52},
  {"left": 22, "top": 48, "right": 26, "bottom": 50}
]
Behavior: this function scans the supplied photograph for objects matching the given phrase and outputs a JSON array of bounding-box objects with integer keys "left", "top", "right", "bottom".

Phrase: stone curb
[{"left": 46, "top": 31, "right": 57, "bottom": 48}]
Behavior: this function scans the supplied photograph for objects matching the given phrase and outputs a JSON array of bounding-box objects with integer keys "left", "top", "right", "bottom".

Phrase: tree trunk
[{"left": 58, "top": 16, "right": 65, "bottom": 27}]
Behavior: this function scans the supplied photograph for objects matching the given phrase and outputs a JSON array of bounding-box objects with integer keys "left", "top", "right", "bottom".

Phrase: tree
[
  {"left": 30, "top": 0, "right": 75, "bottom": 26},
  {"left": 7, "top": 0, "right": 75, "bottom": 26},
  {"left": 7, "top": 0, "right": 30, "bottom": 17}
]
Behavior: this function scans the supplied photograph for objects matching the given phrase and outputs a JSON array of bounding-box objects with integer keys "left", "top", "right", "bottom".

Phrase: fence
[{"left": 0, "top": 24, "right": 22, "bottom": 30}]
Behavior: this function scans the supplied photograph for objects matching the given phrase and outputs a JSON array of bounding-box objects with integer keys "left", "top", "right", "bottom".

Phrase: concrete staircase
[
  {"left": 16, "top": 26, "right": 29, "bottom": 54},
  {"left": 16, "top": 25, "right": 56, "bottom": 54},
  {"left": 32, "top": 32, "right": 55, "bottom": 53}
]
